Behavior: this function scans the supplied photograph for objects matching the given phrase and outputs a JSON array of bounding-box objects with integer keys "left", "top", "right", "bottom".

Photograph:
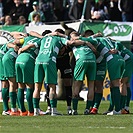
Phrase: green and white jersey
[
  {"left": 22, "top": 35, "right": 41, "bottom": 59},
  {"left": 36, "top": 36, "right": 68, "bottom": 63},
  {"left": 0, "top": 39, "right": 16, "bottom": 59},
  {"left": 80, "top": 36, "right": 110, "bottom": 61},
  {"left": 0, "top": 44, "right": 8, "bottom": 58},
  {"left": 5, "top": 39, "right": 18, "bottom": 59},
  {"left": 111, "top": 40, "right": 133, "bottom": 61},
  {"left": 72, "top": 44, "right": 95, "bottom": 61},
  {"left": 95, "top": 37, "right": 125, "bottom": 62}
]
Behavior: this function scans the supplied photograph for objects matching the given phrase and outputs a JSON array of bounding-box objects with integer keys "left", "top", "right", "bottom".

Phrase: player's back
[{"left": 37, "top": 36, "right": 67, "bottom": 62}]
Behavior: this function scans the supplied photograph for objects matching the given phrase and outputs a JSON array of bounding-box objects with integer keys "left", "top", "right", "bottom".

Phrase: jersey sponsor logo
[
  {"left": 97, "top": 70, "right": 105, "bottom": 75},
  {"left": 64, "top": 69, "right": 72, "bottom": 74},
  {"left": 16, "top": 62, "right": 25, "bottom": 65},
  {"left": 35, "top": 62, "right": 49, "bottom": 65},
  {"left": 40, "top": 49, "right": 51, "bottom": 54},
  {"left": 80, "top": 47, "right": 91, "bottom": 51}
]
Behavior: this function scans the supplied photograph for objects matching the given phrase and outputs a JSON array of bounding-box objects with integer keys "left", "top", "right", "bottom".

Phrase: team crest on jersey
[{"left": 0, "top": 30, "right": 13, "bottom": 45}]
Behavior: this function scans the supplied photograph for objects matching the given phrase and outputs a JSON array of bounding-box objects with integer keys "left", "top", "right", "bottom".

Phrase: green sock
[
  {"left": 112, "top": 87, "right": 121, "bottom": 112},
  {"left": 33, "top": 98, "right": 40, "bottom": 108},
  {"left": 9, "top": 92, "right": 17, "bottom": 108},
  {"left": 50, "top": 99, "right": 57, "bottom": 108},
  {"left": 86, "top": 100, "right": 93, "bottom": 110},
  {"left": 93, "top": 93, "right": 103, "bottom": 109},
  {"left": 72, "top": 98, "right": 78, "bottom": 110},
  {"left": 16, "top": 96, "right": 20, "bottom": 109},
  {"left": 26, "top": 88, "right": 34, "bottom": 112},
  {"left": 108, "top": 88, "right": 114, "bottom": 111},
  {"left": 120, "top": 95, "right": 126, "bottom": 109},
  {"left": 17, "top": 88, "right": 26, "bottom": 112},
  {"left": 2, "top": 88, "right": 9, "bottom": 111},
  {"left": 125, "top": 87, "right": 131, "bottom": 107}
]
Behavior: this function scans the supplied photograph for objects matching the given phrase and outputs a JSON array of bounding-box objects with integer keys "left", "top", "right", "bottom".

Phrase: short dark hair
[
  {"left": 82, "top": 30, "right": 94, "bottom": 37},
  {"left": 55, "top": 28, "right": 65, "bottom": 34},
  {"left": 42, "top": 30, "right": 52, "bottom": 36}
]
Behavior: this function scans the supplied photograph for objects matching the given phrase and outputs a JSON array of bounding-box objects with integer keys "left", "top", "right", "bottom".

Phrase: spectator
[
  {"left": 18, "top": 15, "right": 27, "bottom": 25},
  {"left": 69, "top": 0, "right": 74, "bottom": 6},
  {"left": 39, "top": 0, "right": 57, "bottom": 22},
  {"left": 2, "top": 0, "right": 14, "bottom": 17},
  {"left": 28, "top": 1, "right": 45, "bottom": 22},
  {"left": 29, "top": 13, "right": 43, "bottom": 26},
  {"left": 118, "top": 0, "right": 133, "bottom": 22},
  {"left": 4, "top": 15, "right": 13, "bottom": 26},
  {"left": 108, "top": 0, "right": 122, "bottom": 21},
  {"left": 69, "top": 0, "right": 84, "bottom": 20},
  {"left": 68, "top": 0, "right": 91, "bottom": 21},
  {"left": 22, "top": 0, "right": 35, "bottom": 22},
  {"left": 53, "top": 0, "right": 71, "bottom": 21},
  {"left": 8, "top": 0, "right": 27, "bottom": 24},
  {"left": 91, "top": 0, "right": 109, "bottom": 21}
]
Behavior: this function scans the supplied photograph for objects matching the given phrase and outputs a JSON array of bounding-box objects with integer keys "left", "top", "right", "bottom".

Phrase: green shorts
[
  {"left": 74, "top": 59, "right": 96, "bottom": 81},
  {"left": 107, "top": 54, "right": 125, "bottom": 80},
  {"left": 96, "top": 59, "right": 107, "bottom": 81},
  {"left": 0, "top": 57, "right": 8, "bottom": 80},
  {"left": 2, "top": 51, "right": 17, "bottom": 78},
  {"left": 34, "top": 60, "right": 57, "bottom": 84},
  {"left": 123, "top": 59, "right": 133, "bottom": 82},
  {"left": 15, "top": 53, "right": 35, "bottom": 84}
]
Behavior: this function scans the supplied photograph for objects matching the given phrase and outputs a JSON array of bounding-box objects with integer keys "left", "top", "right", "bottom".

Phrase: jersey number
[
  {"left": 27, "top": 38, "right": 38, "bottom": 44},
  {"left": 44, "top": 37, "right": 52, "bottom": 48}
]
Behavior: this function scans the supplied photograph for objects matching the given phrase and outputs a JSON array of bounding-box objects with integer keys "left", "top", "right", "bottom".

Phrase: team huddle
[{"left": 0, "top": 27, "right": 133, "bottom": 116}]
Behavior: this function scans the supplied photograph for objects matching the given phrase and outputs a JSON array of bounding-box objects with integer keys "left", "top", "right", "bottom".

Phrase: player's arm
[
  {"left": 45, "top": 31, "right": 67, "bottom": 38},
  {"left": 109, "top": 49, "right": 118, "bottom": 54},
  {"left": 84, "top": 41, "right": 97, "bottom": 53},
  {"left": 7, "top": 42, "right": 20, "bottom": 52},
  {"left": 7, "top": 38, "right": 24, "bottom": 52},
  {"left": 10, "top": 32, "right": 27, "bottom": 39},
  {"left": 67, "top": 39, "right": 85, "bottom": 46},
  {"left": 55, "top": 32, "right": 67, "bottom": 38},
  {"left": 92, "top": 32, "right": 103, "bottom": 38},
  {"left": 18, "top": 43, "right": 36, "bottom": 55},
  {"left": 29, "top": 31, "right": 43, "bottom": 38},
  {"left": 67, "top": 39, "right": 97, "bottom": 54}
]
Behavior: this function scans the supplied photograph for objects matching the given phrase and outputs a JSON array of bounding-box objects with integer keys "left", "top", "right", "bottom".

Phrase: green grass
[{"left": 0, "top": 101, "right": 133, "bottom": 133}]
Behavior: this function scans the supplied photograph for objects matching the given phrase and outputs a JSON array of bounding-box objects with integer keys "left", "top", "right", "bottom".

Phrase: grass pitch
[{"left": 0, "top": 101, "right": 133, "bottom": 133}]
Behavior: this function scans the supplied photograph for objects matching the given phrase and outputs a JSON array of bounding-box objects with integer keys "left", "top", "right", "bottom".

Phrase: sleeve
[
  {"left": 80, "top": 36, "right": 98, "bottom": 47},
  {"left": 35, "top": 39, "right": 42, "bottom": 48},
  {"left": 60, "top": 37, "right": 68, "bottom": 46},
  {"left": 116, "top": 41, "right": 125, "bottom": 51}
]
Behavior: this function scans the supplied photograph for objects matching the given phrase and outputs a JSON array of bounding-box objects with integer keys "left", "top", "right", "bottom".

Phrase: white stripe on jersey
[
  {"left": 106, "top": 55, "right": 113, "bottom": 62},
  {"left": 54, "top": 46, "right": 59, "bottom": 54},
  {"left": 52, "top": 56, "right": 56, "bottom": 63},
  {"left": 0, "top": 49, "right": 5, "bottom": 55},
  {"left": 10, "top": 51, "right": 18, "bottom": 58},
  {"left": 123, "top": 54, "right": 130, "bottom": 61},
  {"left": 96, "top": 55, "right": 104, "bottom": 63},
  {"left": 100, "top": 47, "right": 109, "bottom": 56}
]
